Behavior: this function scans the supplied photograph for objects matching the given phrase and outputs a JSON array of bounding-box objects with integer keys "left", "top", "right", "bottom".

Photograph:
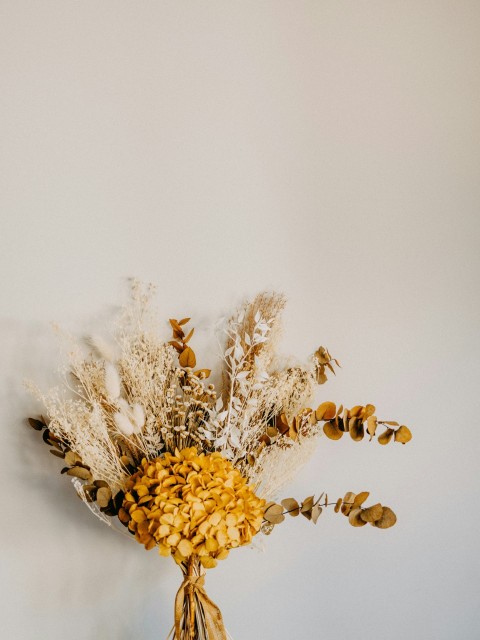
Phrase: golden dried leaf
[
  {"left": 349, "top": 418, "right": 365, "bottom": 442},
  {"left": 311, "top": 504, "right": 323, "bottom": 524},
  {"left": 383, "top": 421, "right": 399, "bottom": 426},
  {"left": 364, "top": 404, "right": 376, "bottom": 419},
  {"left": 65, "top": 451, "right": 82, "bottom": 467},
  {"left": 281, "top": 498, "right": 300, "bottom": 516},
  {"left": 315, "top": 402, "right": 336, "bottom": 421},
  {"left": 178, "top": 539, "right": 193, "bottom": 557},
  {"left": 334, "top": 498, "right": 342, "bottom": 513},
  {"left": 372, "top": 506, "right": 397, "bottom": 529},
  {"left": 178, "top": 317, "right": 191, "bottom": 326},
  {"left": 378, "top": 428, "right": 394, "bottom": 445},
  {"left": 394, "top": 425, "right": 412, "bottom": 444},
  {"left": 169, "top": 341, "right": 184, "bottom": 353},
  {"left": 349, "top": 405, "right": 363, "bottom": 418},
  {"left": 131, "top": 509, "right": 146, "bottom": 523},
  {"left": 348, "top": 508, "right": 367, "bottom": 527},
  {"left": 49, "top": 449, "right": 65, "bottom": 459},
  {"left": 96, "top": 487, "right": 112, "bottom": 508},
  {"left": 194, "top": 369, "right": 211, "bottom": 378},
  {"left": 264, "top": 503, "right": 285, "bottom": 524},
  {"left": 118, "top": 508, "right": 130, "bottom": 524},
  {"left": 145, "top": 538, "right": 156, "bottom": 551},
  {"left": 266, "top": 426, "right": 278, "bottom": 438},
  {"left": 367, "top": 415, "right": 377, "bottom": 439},
  {"left": 361, "top": 503, "right": 384, "bottom": 523},
  {"left": 276, "top": 413, "right": 290, "bottom": 436},
  {"left": 323, "top": 420, "right": 343, "bottom": 440},
  {"left": 315, "top": 346, "right": 330, "bottom": 365},
  {"left": 352, "top": 491, "right": 370, "bottom": 508},
  {"left": 316, "top": 365, "right": 327, "bottom": 385},
  {"left": 169, "top": 319, "right": 185, "bottom": 339},
  {"left": 288, "top": 418, "right": 299, "bottom": 441},
  {"left": 300, "top": 496, "right": 314, "bottom": 520},
  {"left": 28, "top": 417, "right": 45, "bottom": 431},
  {"left": 341, "top": 492, "right": 356, "bottom": 515},
  {"left": 326, "top": 361, "right": 336, "bottom": 375},
  {"left": 183, "top": 327, "right": 194, "bottom": 344},
  {"left": 179, "top": 347, "right": 196, "bottom": 368},
  {"left": 66, "top": 466, "right": 92, "bottom": 481},
  {"left": 200, "top": 555, "right": 217, "bottom": 569}
]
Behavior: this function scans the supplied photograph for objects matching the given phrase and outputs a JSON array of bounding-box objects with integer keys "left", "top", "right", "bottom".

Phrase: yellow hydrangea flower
[{"left": 120, "top": 447, "right": 266, "bottom": 568}]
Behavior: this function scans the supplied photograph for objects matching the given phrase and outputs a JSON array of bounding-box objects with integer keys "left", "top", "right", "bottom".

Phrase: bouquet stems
[{"left": 170, "top": 557, "right": 213, "bottom": 640}]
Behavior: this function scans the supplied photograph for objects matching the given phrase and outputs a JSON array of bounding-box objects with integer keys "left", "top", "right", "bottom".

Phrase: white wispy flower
[
  {"left": 105, "top": 363, "right": 121, "bottom": 400},
  {"left": 86, "top": 334, "right": 119, "bottom": 362},
  {"left": 132, "top": 403, "right": 145, "bottom": 431},
  {"left": 113, "top": 411, "right": 134, "bottom": 436}
]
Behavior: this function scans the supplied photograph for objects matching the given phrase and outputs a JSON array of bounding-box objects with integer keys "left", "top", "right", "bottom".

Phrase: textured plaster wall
[{"left": 0, "top": 2, "right": 479, "bottom": 639}]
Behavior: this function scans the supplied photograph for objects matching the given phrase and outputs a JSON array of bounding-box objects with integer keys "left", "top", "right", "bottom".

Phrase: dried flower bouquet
[{"left": 27, "top": 281, "right": 411, "bottom": 639}]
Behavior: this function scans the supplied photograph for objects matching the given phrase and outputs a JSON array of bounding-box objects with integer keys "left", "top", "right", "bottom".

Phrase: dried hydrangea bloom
[{"left": 120, "top": 447, "right": 266, "bottom": 568}]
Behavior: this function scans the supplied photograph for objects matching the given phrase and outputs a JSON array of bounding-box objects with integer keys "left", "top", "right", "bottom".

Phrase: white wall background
[{"left": 1, "top": 2, "right": 479, "bottom": 639}]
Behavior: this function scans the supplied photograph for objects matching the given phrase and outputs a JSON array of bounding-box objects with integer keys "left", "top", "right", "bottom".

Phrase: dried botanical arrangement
[{"left": 27, "top": 281, "right": 412, "bottom": 639}]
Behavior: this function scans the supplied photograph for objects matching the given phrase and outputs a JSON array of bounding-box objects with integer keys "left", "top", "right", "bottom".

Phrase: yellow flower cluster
[{"left": 120, "top": 447, "right": 266, "bottom": 568}]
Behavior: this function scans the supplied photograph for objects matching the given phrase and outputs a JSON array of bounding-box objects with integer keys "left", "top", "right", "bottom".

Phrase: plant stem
[{"left": 187, "top": 556, "right": 195, "bottom": 640}]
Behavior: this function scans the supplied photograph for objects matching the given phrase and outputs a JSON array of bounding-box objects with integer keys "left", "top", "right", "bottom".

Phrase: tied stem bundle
[{"left": 175, "top": 557, "right": 226, "bottom": 640}]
